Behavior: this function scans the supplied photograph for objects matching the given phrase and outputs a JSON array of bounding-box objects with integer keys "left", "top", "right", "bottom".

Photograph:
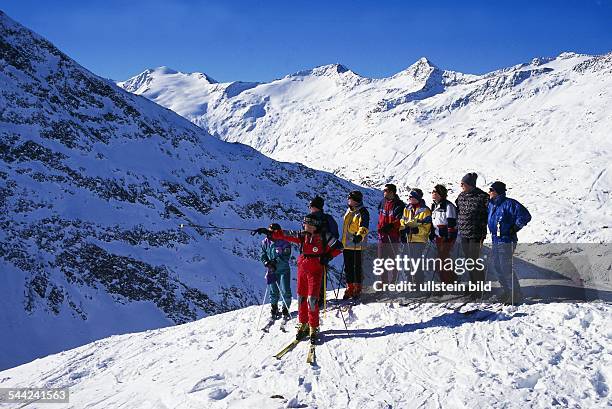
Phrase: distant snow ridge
[
  {"left": 121, "top": 51, "right": 612, "bottom": 243},
  {"left": 0, "top": 10, "right": 376, "bottom": 370}
]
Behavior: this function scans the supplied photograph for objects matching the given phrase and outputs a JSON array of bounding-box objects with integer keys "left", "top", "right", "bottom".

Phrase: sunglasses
[{"left": 431, "top": 190, "right": 438, "bottom": 194}]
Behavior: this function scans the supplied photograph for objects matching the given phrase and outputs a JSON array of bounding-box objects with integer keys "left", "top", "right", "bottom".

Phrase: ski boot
[
  {"left": 296, "top": 322, "right": 309, "bottom": 340},
  {"left": 270, "top": 304, "right": 280, "bottom": 319},
  {"left": 352, "top": 284, "right": 362, "bottom": 300},
  {"left": 281, "top": 306, "right": 290, "bottom": 319},
  {"left": 343, "top": 284, "right": 354, "bottom": 300},
  {"left": 309, "top": 326, "right": 319, "bottom": 344}
]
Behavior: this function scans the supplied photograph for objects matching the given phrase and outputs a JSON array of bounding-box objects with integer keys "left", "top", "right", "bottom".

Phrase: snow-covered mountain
[
  {"left": 1, "top": 301, "right": 610, "bottom": 408},
  {"left": 120, "top": 54, "right": 612, "bottom": 243},
  {"left": 0, "top": 10, "right": 376, "bottom": 370}
]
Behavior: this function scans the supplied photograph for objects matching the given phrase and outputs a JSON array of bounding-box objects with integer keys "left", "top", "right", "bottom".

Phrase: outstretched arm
[{"left": 272, "top": 229, "right": 304, "bottom": 245}]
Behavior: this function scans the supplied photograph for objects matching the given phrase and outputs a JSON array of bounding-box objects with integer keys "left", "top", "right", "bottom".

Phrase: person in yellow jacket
[
  {"left": 400, "top": 189, "right": 432, "bottom": 285},
  {"left": 341, "top": 190, "right": 370, "bottom": 299}
]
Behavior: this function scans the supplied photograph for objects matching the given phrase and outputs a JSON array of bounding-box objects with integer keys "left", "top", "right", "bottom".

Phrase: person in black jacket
[
  {"left": 455, "top": 172, "right": 489, "bottom": 298},
  {"left": 309, "top": 196, "right": 339, "bottom": 307}
]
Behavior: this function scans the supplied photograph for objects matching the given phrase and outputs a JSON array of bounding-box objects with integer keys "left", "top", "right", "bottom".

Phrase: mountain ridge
[
  {"left": 0, "top": 9, "right": 376, "bottom": 370},
  {"left": 119, "top": 50, "right": 612, "bottom": 243}
]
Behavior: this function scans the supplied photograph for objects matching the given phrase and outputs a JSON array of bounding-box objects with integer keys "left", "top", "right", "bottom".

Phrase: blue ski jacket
[
  {"left": 260, "top": 238, "right": 292, "bottom": 274},
  {"left": 487, "top": 194, "right": 532, "bottom": 243}
]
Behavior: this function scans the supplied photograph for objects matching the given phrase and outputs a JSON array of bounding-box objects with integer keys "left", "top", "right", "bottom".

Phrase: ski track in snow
[{"left": 1, "top": 301, "right": 610, "bottom": 408}]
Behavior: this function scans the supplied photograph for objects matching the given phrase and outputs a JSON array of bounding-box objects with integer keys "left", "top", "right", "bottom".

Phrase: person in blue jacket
[
  {"left": 487, "top": 181, "right": 532, "bottom": 304},
  {"left": 260, "top": 223, "right": 292, "bottom": 318}
]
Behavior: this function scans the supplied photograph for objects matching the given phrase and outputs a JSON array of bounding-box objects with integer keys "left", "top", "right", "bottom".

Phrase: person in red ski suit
[
  {"left": 272, "top": 213, "right": 343, "bottom": 339},
  {"left": 377, "top": 183, "right": 405, "bottom": 283}
]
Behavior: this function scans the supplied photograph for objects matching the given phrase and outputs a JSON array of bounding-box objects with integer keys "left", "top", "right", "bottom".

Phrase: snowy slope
[
  {"left": 120, "top": 54, "right": 612, "bottom": 243},
  {"left": 0, "top": 10, "right": 377, "bottom": 370},
  {"left": 1, "top": 300, "right": 610, "bottom": 408}
]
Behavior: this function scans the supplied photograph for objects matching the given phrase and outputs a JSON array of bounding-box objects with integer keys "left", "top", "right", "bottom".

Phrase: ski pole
[
  {"left": 179, "top": 221, "right": 256, "bottom": 233},
  {"left": 323, "top": 265, "right": 327, "bottom": 317},
  {"left": 334, "top": 261, "right": 344, "bottom": 300},
  {"left": 326, "top": 265, "right": 349, "bottom": 331},
  {"left": 386, "top": 235, "right": 400, "bottom": 284},
  {"left": 255, "top": 285, "right": 269, "bottom": 330},
  {"left": 275, "top": 280, "right": 291, "bottom": 314}
]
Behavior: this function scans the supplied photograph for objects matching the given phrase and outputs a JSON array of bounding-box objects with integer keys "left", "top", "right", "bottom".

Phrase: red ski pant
[
  {"left": 436, "top": 237, "right": 457, "bottom": 283},
  {"left": 296, "top": 259, "right": 323, "bottom": 328}
]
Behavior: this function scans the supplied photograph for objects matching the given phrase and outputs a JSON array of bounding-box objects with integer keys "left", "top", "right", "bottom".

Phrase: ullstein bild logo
[{"left": 371, "top": 255, "right": 489, "bottom": 293}]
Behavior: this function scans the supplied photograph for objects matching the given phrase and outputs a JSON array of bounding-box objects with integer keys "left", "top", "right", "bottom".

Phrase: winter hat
[
  {"left": 348, "top": 190, "right": 363, "bottom": 203},
  {"left": 269, "top": 223, "right": 282, "bottom": 231},
  {"left": 409, "top": 189, "right": 424, "bottom": 201},
  {"left": 303, "top": 213, "right": 322, "bottom": 227},
  {"left": 309, "top": 196, "right": 324, "bottom": 210},
  {"left": 461, "top": 172, "right": 478, "bottom": 187},
  {"left": 384, "top": 183, "right": 397, "bottom": 194},
  {"left": 489, "top": 181, "right": 507, "bottom": 195},
  {"left": 433, "top": 184, "right": 448, "bottom": 199}
]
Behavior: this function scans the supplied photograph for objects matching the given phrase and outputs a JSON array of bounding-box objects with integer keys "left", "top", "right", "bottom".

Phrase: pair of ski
[
  {"left": 261, "top": 315, "right": 289, "bottom": 333},
  {"left": 274, "top": 334, "right": 317, "bottom": 364},
  {"left": 327, "top": 298, "right": 359, "bottom": 313}
]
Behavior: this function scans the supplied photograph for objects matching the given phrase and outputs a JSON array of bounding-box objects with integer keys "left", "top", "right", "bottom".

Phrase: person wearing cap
[
  {"left": 377, "top": 183, "right": 405, "bottom": 283},
  {"left": 271, "top": 213, "right": 343, "bottom": 342},
  {"left": 341, "top": 190, "right": 370, "bottom": 299},
  {"left": 487, "top": 181, "right": 532, "bottom": 304},
  {"left": 259, "top": 223, "right": 292, "bottom": 319},
  {"left": 309, "top": 196, "right": 339, "bottom": 239},
  {"left": 399, "top": 188, "right": 432, "bottom": 285},
  {"left": 309, "top": 195, "right": 339, "bottom": 307},
  {"left": 455, "top": 172, "right": 489, "bottom": 298},
  {"left": 430, "top": 184, "right": 458, "bottom": 284}
]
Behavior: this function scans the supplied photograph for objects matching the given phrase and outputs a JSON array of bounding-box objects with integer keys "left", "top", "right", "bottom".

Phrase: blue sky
[{"left": 3, "top": 0, "right": 611, "bottom": 82}]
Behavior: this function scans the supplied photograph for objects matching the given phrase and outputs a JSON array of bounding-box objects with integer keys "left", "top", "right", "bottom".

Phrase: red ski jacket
[{"left": 272, "top": 230, "right": 343, "bottom": 273}]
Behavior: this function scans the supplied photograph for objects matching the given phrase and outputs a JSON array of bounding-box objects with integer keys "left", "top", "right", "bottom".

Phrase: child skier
[{"left": 260, "top": 223, "right": 292, "bottom": 319}]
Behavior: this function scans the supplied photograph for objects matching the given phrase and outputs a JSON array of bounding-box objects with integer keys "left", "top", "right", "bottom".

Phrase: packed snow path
[{"left": 1, "top": 301, "right": 610, "bottom": 408}]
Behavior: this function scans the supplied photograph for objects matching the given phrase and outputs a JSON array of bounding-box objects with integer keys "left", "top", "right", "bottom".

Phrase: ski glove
[
  {"left": 253, "top": 227, "right": 273, "bottom": 239},
  {"left": 405, "top": 220, "right": 419, "bottom": 228},
  {"left": 265, "top": 270, "right": 277, "bottom": 285},
  {"left": 379, "top": 223, "right": 394, "bottom": 234},
  {"left": 352, "top": 234, "right": 363, "bottom": 244},
  {"left": 319, "top": 254, "right": 332, "bottom": 266},
  {"left": 264, "top": 260, "right": 277, "bottom": 271}
]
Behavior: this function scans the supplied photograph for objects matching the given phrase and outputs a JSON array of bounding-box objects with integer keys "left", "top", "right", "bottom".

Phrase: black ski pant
[
  {"left": 343, "top": 249, "right": 363, "bottom": 284},
  {"left": 461, "top": 238, "right": 486, "bottom": 296}
]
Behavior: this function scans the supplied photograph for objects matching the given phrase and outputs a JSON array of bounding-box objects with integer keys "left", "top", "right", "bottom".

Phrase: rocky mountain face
[
  {"left": 0, "top": 10, "right": 376, "bottom": 369},
  {"left": 121, "top": 52, "right": 612, "bottom": 243}
]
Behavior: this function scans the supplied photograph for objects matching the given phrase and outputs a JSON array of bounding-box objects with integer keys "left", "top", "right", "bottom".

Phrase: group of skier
[{"left": 254, "top": 172, "right": 531, "bottom": 343}]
